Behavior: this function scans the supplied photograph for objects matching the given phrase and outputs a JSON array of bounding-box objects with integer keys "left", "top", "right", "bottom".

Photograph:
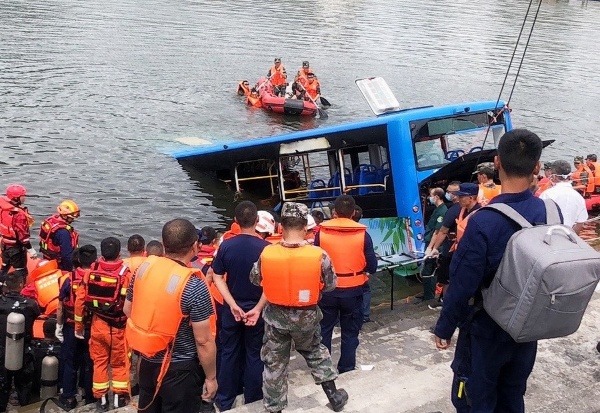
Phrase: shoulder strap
[
  {"left": 483, "top": 203, "right": 532, "bottom": 229},
  {"left": 542, "top": 198, "right": 561, "bottom": 225}
]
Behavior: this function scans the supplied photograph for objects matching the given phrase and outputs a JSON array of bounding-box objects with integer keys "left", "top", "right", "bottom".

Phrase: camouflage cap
[
  {"left": 543, "top": 162, "right": 552, "bottom": 170},
  {"left": 574, "top": 156, "right": 584, "bottom": 163},
  {"left": 281, "top": 202, "right": 308, "bottom": 219}
]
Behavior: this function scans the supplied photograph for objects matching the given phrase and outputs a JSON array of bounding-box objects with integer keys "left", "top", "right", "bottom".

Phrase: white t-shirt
[{"left": 539, "top": 181, "right": 588, "bottom": 228}]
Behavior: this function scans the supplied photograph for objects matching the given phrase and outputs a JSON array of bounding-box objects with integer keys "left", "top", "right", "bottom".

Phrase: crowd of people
[
  {"left": 0, "top": 131, "right": 597, "bottom": 413},
  {"left": 237, "top": 58, "right": 322, "bottom": 108}
]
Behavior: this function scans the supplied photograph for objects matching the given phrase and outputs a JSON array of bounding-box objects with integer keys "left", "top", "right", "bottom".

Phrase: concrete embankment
[{"left": 31, "top": 295, "right": 600, "bottom": 413}]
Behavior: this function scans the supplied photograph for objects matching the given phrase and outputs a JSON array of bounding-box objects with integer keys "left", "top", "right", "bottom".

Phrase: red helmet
[{"left": 6, "top": 184, "right": 27, "bottom": 200}]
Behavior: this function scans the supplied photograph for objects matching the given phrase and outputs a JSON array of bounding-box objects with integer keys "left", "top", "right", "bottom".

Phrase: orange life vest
[
  {"left": 319, "top": 218, "right": 368, "bottom": 288},
  {"left": 589, "top": 162, "right": 600, "bottom": 188},
  {"left": 190, "top": 246, "right": 224, "bottom": 306},
  {"left": 39, "top": 215, "right": 79, "bottom": 261},
  {"left": 123, "top": 256, "right": 146, "bottom": 274},
  {"left": 477, "top": 183, "right": 501, "bottom": 207},
  {"left": 83, "top": 259, "right": 130, "bottom": 325},
  {"left": 247, "top": 94, "right": 262, "bottom": 108},
  {"left": 296, "top": 68, "right": 310, "bottom": 84},
  {"left": 450, "top": 207, "right": 477, "bottom": 252},
  {"left": 126, "top": 255, "right": 197, "bottom": 357},
  {"left": 535, "top": 177, "right": 553, "bottom": 197},
  {"left": 0, "top": 197, "right": 32, "bottom": 247},
  {"left": 304, "top": 80, "right": 320, "bottom": 100},
  {"left": 30, "top": 260, "right": 61, "bottom": 316},
  {"left": 222, "top": 222, "right": 241, "bottom": 241},
  {"left": 572, "top": 164, "right": 595, "bottom": 194},
  {"left": 269, "top": 64, "right": 287, "bottom": 86},
  {"left": 260, "top": 244, "right": 323, "bottom": 306}
]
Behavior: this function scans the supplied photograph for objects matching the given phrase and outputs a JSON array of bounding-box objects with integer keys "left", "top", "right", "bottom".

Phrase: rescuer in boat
[
  {"left": 39, "top": 200, "right": 80, "bottom": 271},
  {"left": 0, "top": 271, "right": 40, "bottom": 411},
  {"left": 250, "top": 202, "right": 349, "bottom": 413},
  {"left": 267, "top": 58, "right": 287, "bottom": 97},
  {"left": 292, "top": 60, "right": 317, "bottom": 96},
  {"left": 571, "top": 155, "right": 594, "bottom": 195},
  {"left": 237, "top": 80, "right": 251, "bottom": 96},
  {"left": 0, "top": 184, "right": 37, "bottom": 279},
  {"left": 585, "top": 154, "right": 600, "bottom": 192}
]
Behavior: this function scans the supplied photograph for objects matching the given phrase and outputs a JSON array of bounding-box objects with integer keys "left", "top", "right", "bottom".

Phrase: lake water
[{"left": 2, "top": 0, "right": 600, "bottom": 246}]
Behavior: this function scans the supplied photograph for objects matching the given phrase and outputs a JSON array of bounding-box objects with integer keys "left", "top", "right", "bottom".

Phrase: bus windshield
[{"left": 412, "top": 111, "right": 506, "bottom": 170}]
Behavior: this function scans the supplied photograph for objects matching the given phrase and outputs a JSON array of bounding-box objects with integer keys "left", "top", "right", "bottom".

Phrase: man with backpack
[
  {"left": 433, "top": 129, "right": 558, "bottom": 412},
  {"left": 74, "top": 237, "right": 132, "bottom": 411}
]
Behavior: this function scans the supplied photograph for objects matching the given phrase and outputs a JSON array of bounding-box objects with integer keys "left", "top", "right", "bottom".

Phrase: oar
[
  {"left": 297, "top": 82, "right": 328, "bottom": 119},
  {"left": 320, "top": 96, "right": 331, "bottom": 107}
]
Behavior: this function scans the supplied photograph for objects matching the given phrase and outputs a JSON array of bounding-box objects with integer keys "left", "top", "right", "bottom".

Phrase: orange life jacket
[
  {"left": 260, "top": 244, "right": 323, "bottom": 306},
  {"left": 572, "top": 164, "right": 595, "bottom": 194},
  {"left": 126, "top": 255, "right": 197, "bottom": 357},
  {"left": 478, "top": 183, "right": 501, "bottom": 207},
  {"left": 39, "top": 215, "right": 79, "bottom": 261},
  {"left": 30, "top": 260, "right": 62, "bottom": 316},
  {"left": 83, "top": 259, "right": 130, "bottom": 324},
  {"left": 535, "top": 177, "right": 553, "bottom": 197},
  {"left": 123, "top": 256, "right": 146, "bottom": 274},
  {"left": 450, "top": 206, "right": 477, "bottom": 252},
  {"left": 304, "top": 80, "right": 320, "bottom": 100},
  {"left": 296, "top": 68, "right": 310, "bottom": 83},
  {"left": 319, "top": 218, "right": 368, "bottom": 288},
  {"left": 269, "top": 64, "right": 287, "bottom": 86},
  {"left": 222, "top": 222, "right": 241, "bottom": 241},
  {"left": 0, "top": 197, "right": 32, "bottom": 247},
  {"left": 589, "top": 162, "right": 600, "bottom": 188},
  {"left": 237, "top": 81, "right": 251, "bottom": 96},
  {"left": 247, "top": 94, "right": 262, "bottom": 108},
  {"left": 190, "top": 245, "right": 224, "bottom": 305}
]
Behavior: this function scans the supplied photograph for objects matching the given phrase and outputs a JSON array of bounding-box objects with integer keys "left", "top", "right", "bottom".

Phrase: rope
[{"left": 472, "top": 0, "right": 543, "bottom": 172}]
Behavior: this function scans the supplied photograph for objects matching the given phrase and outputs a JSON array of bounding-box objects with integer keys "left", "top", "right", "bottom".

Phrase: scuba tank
[
  {"left": 40, "top": 355, "right": 59, "bottom": 399},
  {"left": 5, "top": 312, "right": 25, "bottom": 370}
]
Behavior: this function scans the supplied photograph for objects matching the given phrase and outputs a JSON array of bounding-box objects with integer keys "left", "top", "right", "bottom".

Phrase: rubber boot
[{"left": 321, "top": 380, "right": 348, "bottom": 412}]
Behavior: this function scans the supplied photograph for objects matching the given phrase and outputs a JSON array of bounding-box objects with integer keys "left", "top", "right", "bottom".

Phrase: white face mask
[
  {"left": 445, "top": 193, "right": 453, "bottom": 201},
  {"left": 428, "top": 196, "right": 436, "bottom": 204}
]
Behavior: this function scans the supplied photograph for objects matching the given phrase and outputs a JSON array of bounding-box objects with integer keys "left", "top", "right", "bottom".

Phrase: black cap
[
  {"left": 302, "top": 61, "right": 310, "bottom": 68},
  {"left": 198, "top": 226, "right": 217, "bottom": 245}
]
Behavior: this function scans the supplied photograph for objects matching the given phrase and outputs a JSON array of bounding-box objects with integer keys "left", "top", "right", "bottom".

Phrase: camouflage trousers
[{"left": 261, "top": 321, "right": 337, "bottom": 412}]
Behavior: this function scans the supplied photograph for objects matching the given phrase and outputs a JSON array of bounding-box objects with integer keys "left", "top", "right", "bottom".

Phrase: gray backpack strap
[
  {"left": 483, "top": 203, "right": 532, "bottom": 229},
  {"left": 542, "top": 198, "right": 561, "bottom": 225}
]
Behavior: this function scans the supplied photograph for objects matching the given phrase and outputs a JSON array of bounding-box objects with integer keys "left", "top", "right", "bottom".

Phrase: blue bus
[{"left": 171, "top": 79, "right": 518, "bottom": 269}]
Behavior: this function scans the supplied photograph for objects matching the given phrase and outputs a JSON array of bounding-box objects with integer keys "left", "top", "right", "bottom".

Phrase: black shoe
[
  {"left": 96, "top": 395, "right": 109, "bottom": 412},
  {"left": 321, "top": 380, "right": 349, "bottom": 412},
  {"left": 57, "top": 395, "right": 78, "bottom": 410}
]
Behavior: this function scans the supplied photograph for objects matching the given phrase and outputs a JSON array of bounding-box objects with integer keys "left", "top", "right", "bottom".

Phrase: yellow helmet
[{"left": 57, "top": 200, "right": 80, "bottom": 218}]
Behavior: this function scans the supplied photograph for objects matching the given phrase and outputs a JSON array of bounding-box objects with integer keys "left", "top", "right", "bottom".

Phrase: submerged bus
[{"left": 171, "top": 78, "right": 519, "bottom": 269}]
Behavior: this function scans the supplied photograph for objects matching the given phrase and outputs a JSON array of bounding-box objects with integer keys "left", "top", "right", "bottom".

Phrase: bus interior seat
[
  {"left": 308, "top": 179, "right": 328, "bottom": 199},
  {"left": 356, "top": 164, "right": 380, "bottom": 195}
]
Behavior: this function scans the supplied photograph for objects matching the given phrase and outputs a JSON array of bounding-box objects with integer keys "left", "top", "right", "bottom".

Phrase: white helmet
[
  {"left": 256, "top": 210, "right": 276, "bottom": 235},
  {"left": 306, "top": 214, "right": 316, "bottom": 230}
]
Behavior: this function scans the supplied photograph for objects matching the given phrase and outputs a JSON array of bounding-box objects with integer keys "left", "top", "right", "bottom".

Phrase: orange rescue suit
[
  {"left": 39, "top": 215, "right": 79, "bottom": 262},
  {"left": 260, "top": 244, "right": 323, "bottom": 306},
  {"left": 319, "top": 218, "right": 368, "bottom": 288}
]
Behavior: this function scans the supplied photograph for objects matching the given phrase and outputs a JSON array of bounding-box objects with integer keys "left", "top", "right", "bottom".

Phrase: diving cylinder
[
  {"left": 40, "top": 355, "right": 59, "bottom": 399},
  {"left": 5, "top": 312, "right": 25, "bottom": 371}
]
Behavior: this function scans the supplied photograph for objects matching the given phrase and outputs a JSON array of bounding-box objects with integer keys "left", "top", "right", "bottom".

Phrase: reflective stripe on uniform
[
  {"left": 93, "top": 381, "right": 110, "bottom": 390},
  {"left": 74, "top": 315, "right": 83, "bottom": 322},
  {"left": 112, "top": 380, "right": 129, "bottom": 390}
]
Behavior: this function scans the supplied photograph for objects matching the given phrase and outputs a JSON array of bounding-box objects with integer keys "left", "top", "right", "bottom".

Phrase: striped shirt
[{"left": 126, "top": 262, "right": 214, "bottom": 363}]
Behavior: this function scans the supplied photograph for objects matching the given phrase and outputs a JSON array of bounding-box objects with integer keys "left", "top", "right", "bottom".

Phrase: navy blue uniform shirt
[
  {"left": 434, "top": 190, "right": 559, "bottom": 341},
  {"left": 314, "top": 231, "right": 378, "bottom": 298},
  {"left": 211, "top": 234, "right": 269, "bottom": 304},
  {"left": 53, "top": 228, "right": 75, "bottom": 271}
]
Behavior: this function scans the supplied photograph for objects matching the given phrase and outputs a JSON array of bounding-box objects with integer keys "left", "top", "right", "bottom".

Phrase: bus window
[{"left": 412, "top": 111, "right": 506, "bottom": 170}]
